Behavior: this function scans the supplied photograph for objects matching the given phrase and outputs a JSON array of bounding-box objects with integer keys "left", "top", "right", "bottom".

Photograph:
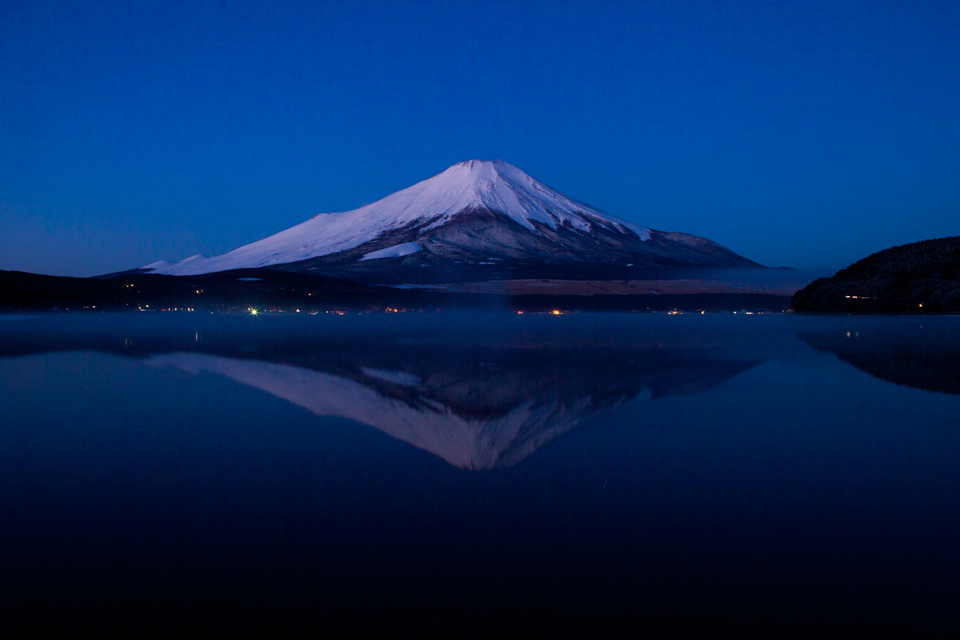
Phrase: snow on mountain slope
[
  {"left": 141, "top": 259, "right": 175, "bottom": 271},
  {"left": 359, "top": 242, "right": 423, "bottom": 261},
  {"left": 146, "top": 160, "right": 653, "bottom": 276}
]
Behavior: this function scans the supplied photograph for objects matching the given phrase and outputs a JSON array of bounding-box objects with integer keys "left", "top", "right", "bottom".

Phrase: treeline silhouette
[{"left": 792, "top": 236, "right": 960, "bottom": 312}]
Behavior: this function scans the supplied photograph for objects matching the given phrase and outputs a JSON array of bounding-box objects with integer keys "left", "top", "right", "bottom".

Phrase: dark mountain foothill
[
  {"left": 0, "top": 269, "right": 790, "bottom": 314},
  {"left": 0, "top": 268, "right": 386, "bottom": 313},
  {"left": 791, "top": 236, "right": 960, "bottom": 313}
]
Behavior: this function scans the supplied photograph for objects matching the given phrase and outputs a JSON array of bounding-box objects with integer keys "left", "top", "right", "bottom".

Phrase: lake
[{"left": 1, "top": 312, "right": 958, "bottom": 634}]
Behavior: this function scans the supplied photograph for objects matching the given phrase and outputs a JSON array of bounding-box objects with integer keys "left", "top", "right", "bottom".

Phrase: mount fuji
[{"left": 144, "top": 160, "right": 761, "bottom": 283}]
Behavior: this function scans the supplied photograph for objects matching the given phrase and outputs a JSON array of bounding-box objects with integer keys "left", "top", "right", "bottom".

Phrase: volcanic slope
[{"left": 146, "top": 160, "right": 760, "bottom": 283}]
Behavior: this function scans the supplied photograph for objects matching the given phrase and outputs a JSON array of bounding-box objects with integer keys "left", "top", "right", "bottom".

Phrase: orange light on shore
[{"left": 551, "top": 310, "right": 561, "bottom": 315}]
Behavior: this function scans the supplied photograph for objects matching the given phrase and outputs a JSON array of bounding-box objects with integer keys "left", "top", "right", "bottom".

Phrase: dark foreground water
[{"left": 1, "top": 313, "right": 958, "bottom": 635}]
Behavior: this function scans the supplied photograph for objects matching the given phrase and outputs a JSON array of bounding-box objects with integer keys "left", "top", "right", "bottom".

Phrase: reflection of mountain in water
[
  {"left": 149, "top": 348, "right": 758, "bottom": 470},
  {"left": 799, "top": 329, "right": 960, "bottom": 396},
  {"left": 0, "top": 316, "right": 765, "bottom": 469}
]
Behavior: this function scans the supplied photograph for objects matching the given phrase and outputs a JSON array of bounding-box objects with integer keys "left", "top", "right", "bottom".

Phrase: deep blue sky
[{"left": 2, "top": 0, "right": 958, "bottom": 276}]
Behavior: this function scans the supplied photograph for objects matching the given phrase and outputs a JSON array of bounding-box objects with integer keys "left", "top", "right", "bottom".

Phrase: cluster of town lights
[{"left": 121, "top": 306, "right": 756, "bottom": 315}]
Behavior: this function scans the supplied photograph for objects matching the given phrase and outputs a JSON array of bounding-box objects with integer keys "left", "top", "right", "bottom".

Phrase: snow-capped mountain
[{"left": 145, "top": 160, "right": 759, "bottom": 280}]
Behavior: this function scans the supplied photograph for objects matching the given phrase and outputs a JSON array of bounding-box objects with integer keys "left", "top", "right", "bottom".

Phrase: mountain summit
[{"left": 146, "top": 160, "right": 760, "bottom": 281}]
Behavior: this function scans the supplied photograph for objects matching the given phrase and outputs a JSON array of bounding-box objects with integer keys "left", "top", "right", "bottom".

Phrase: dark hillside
[
  {"left": 1, "top": 269, "right": 789, "bottom": 314},
  {"left": 0, "top": 269, "right": 393, "bottom": 313},
  {"left": 791, "top": 236, "right": 960, "bottom": 312}
]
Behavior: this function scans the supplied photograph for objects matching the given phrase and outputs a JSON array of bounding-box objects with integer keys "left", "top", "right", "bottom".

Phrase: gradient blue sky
[{"left": 1, "top": 0, "right": 958, "bottom": 276}]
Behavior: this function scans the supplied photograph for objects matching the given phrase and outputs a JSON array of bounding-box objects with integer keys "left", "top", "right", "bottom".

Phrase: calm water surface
[{"left": 1, "top": 313, "right": 958, "bottom": 634}]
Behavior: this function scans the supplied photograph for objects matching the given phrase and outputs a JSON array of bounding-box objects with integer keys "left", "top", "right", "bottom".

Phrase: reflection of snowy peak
[
  {"left": 148, "top": 349, "right": 759, "bottom": 470},
  {"left": 150, "top": 353, "right": 604, "bottom": 469},
  {"left": 145, "top": 160, "right": 758, "bottom": 278}
]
